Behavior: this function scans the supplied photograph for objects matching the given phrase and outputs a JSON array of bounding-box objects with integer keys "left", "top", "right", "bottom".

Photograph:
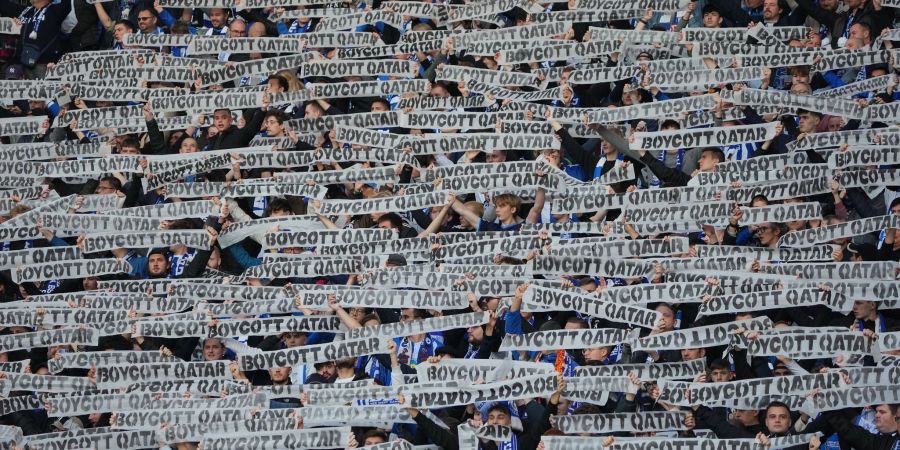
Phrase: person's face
[
  {"left": 283, "top": 332, "right": 307, "bottom": 348},
  {"left": 755, "top": 223, "right": 779, "bottom": 246},
  {"left": 147, "top": 253, "right": 168, "bottom": 277},
  {"left": 209, "top": 9, "right": 228, "bottom": 28},
  {"left": 790, "top": 83, "right": 811, "bottom": 95},
  {"left": 83, "top": 277, "right": 98, "bottom": 290},
  {"left": 229, "top": 21, "right": 247, "bottom": 37},
  {"left": 874, "top": 405, "right": 898, "bottom": 433},
  {"left": 203, "top": 339, "right": 226, "bottom": 361},
  {"left": 467, "top": 325, "right": 484, "bottom": 344},
  {"left": 400, "top": 309, "right": 415, "bottom": 322},
  {"left": 317, "top": 361, "right": 335, "bottom": 377},
  {"left": 656, "top": 305, "right": 675, "bottom": 331},
  {"left": 733, "top": 410, "right": 757, "bottom": 426},
  {"left": 95, "top": 181, "right": 118, "bottom": 195},
  {"left": 119, "top": 145, "right": 140, "bottom": 156},
  {"left": 698, "top": 151, "right": 719, "bottom": 171},
  {"left": 267, "top": 78, "right": 284, "bottom": 93},
  {"left": 265, "top": 116, "right": 284, "bottom": 136},
  {"left": 710, "top": 368, "right": 732, "bottom": 383},
  {"left": 485, "top": 152, "right": 506, "bottom": 163},
  {"left": 827, "top": 116, "right": 842, "bottom": 132},
  {"left": 487, "top": 409, "right": 512, "bottom": 426},
  {"left": 849, "top": 24, "right": 868, "bottom": 41},
  {"left": 763, "top": 0, "right": 780, "bottom": 20},
  {"left": 430, "top": 85, "right": 449, "bottom": 97},
  {"left": 137, "top": 12, "right": 156, "bottom": 32},
  {"left": 852, "top": 300, "right": 876, "bottom": 319},
  {"left": 845, "top": 0, "right": 863, "bottom": 9},
  {"left": 681, "top": 348, "right": 704, "bottom": 361},
  {"left": 543, "top": 149, "right": 561, "bottom": 168},
  {"left": 583, "top": 347, "right": 609, "bottom": 363},
  {"left": 703, "top": 11, "right": 722, "bottom": 28},
  {"left": 206, "top": 248, "right": 220, "bottom": 269},
  {"left": 765, "top": 406, "right": 791, "bottom": 434},
  {"left": 213, "top": 110, "right": 233, "bottom": 131},
  {"left": 180, "top": 137, "right": 198, "bottom": 153},
  {"left": 113, "top": 23, "right": 131, "bottom": 42},
  {"left": 371, "top": 102, "right": 388, "bottom": 113},
  {"left": 494, "top": 203, "right": 515, "bottom": 221},
  {"left": 819, "top": 0, "right": 837, "bottom": 9},
  {"left": 269, "top": 367, "right": 291, "bottom": 383},
  {"left": 364, "top": 436, "right": 387, "bottom": 446},
  {"left": 348, "top": 307, "right": 366, "bottom": 322},
  {"left": 306, "top": 103, "right": 323, "bottom": 118}
]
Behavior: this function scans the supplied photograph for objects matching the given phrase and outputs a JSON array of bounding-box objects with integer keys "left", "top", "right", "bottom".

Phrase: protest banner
[{"left": 239, "top": 337, "right": 387, "bottom": 370}]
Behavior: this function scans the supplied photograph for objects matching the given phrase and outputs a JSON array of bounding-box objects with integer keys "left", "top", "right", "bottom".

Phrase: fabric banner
[
  {"left": 187, "top": 37, "right": 305, "bottom": 55},
  {"left": 95, "top": 361, "right": 231, "bottom": 388},
  {"left": 696, "top": 244, "right": 837, "bottom": 262},
  {"left": 878, "top": 332, "right": 900, "bottom": 351},
  {"left": 828, "top": 147, "right": 900, "bottom": 169},
  {"left": 239, "top": 337, "right": 386, "bottom": 370},
  {"left": 123, "top": 379, "right": 249, "bottom": 395},
  {"left": 802, "top": 386, "right": 900, "bottom": 414},
  {"left": 263, "top": 229, "right": 394, "bottom": 250},
  {"left": 553, "top": 237, "right": 688, "bottom": 258},
  {"left": 347, "top": 312, "right": 487, "bottom": 340},
  {"left": 406, "top": 374, "right": 557, "bottom": 408},
  {"left": 695, "top": 169, "right": 784, "bottom": 186},
  {"left": 398, "top": 95, "right": 488, "bottom": 110},
  {"left": 2, "top": 372, "right": 95, "bottom": 393},
  {"left": 746, "top": 331, "right": 875, "bottom": 358},
  {"left": 274, "top": 166, "right": 397, "bottom": 186},
  {"left": 299, "top": 59, "right": 417, "bottom": 78},
  {"left": 788, "top": 129, "right": 884, "bottom": 151},
  {"left": 219, "top": 182, "right": 327, "bottom": 200},
  {"left": 498, "top": 40, "right": 619, "bottom": 64},
  {"left": 407, "top": 132, "right": 557, "bottom": 155},
  {"left": 317, "top": 191, "right": 448, "bottom": 215},
  {"left": 284, "top": 109, "right": 393, "bottom": 131},
  {"left": 436, "top": 65, "right": 539, "bottom": 86},
  {"left": 779, "top": 214, "right": 900, "bottom": 247},
  {"left": 658, "top": 372, "right": 842, "bottom": 406},
  {"left": 48, "top": 350, "right": 174, "bottom": 374},
  {"left": 0, "top": 246, "right": 81, "bottom": 271},
  {"left": 819, "top": 74, "right": 893, "bottom": 98},
  {"left": 205, "top": 316, "right": 342, "bottom": 338},
  {"left": 104, "top": 199, "right": 218, "bottom": 219},
  {"left": 721, "top": 88, "right": 865, "bottom": 120},
  {"left": 532, "top": 256, "right": 656, "bottom": 280},
  {"left": 416, "top": 359, "right": 555, "bottom": 384},
  {"left": 758, "top": 261, "right": 896, "bottom": 280},
  {"left": 623, "top": 202, "right": 730, "bottom": 224},
  {"left": 522, "top": 285, "right": 660, "bottom": 328},
  {"left": 555, "top": 412, "right": 687, "bottom": 434},
  {"left": 466, "top": 79, "right": 562, "bottom": 102},
  {"left": 338, "top": 40, "right": 444, "bottom": 59},
  {"left": 454, "top": 21, "right": 570, "bottom": 48},
  {"left": 717, "top": 152, "right": 809, "bottom": 172},
  {"left": 698, "top": 288, "right": 848, "bottom": 317},
  {"left": 725, "top": 177, "right": 832, "bottom": 203},
  {"left": 156, "top": 417, "right": 298, "bottom": 445},
  {"left": 82, "top": 230, "right": 211, "bottom": 253},
  {"left": 150, "top": 91, "right": 264, "bottom": 113},
  {"left": 338, "top": 289, "right": 469, "bottom": 310},
  {"left": 200, "top": 53, "right": 316, "bottom": 87},
  {"left": 836, "top": 169, "right": 900, "bottom": 188},
  {"left": 529, "top": 9, "right": 644, "bottom": 23},
  {"left": 12, "top": 258, "right": 131, "bottom": 283},
  {"left": 601, "top": 282, "right": 709, "bottom": 305},
  {"left": 0, "top": 116, "right": 47, "bottom": 137},
  {"left": 682, "top": 26, "right": 805, "bottom": 42},
  {"left": 633, "top": 317, "right": 773, "bottom": 351},
  {"left": 244, "top": 258, "right": 362, "bottom": 279},
  {"left": 632, "top": 123, "right": 776, "bottom": 151},
  {"left": 398, "top": 111, "right": 525, "bottom": 129},
  {"left": 575, "top": 359, "right": 706, "bottom": 380},
  {"left": 647, "top": 67, "right": 763, "bottom": 90},
  {"left": 500, "top": 328, "right": 635, "bottom": 351}
]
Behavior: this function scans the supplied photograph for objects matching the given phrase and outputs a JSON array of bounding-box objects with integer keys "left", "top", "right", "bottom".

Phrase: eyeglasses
[{"left": 138, "top": 16, "right": 153, "bottom": 21}]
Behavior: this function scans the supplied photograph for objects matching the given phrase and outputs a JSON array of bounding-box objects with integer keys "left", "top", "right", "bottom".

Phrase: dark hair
[
  {"left": 267, "top": 75, "right": 289, "bottom": 91},
  {"left": 119, "top": 137, "right": 140, "bottom": 152},
  {"left": 797, "top": 108, "right": 823, "bottom": 119},
  {"left": 114, "top": 19, "right": 135, "bottom": 31},
  {"left": 660, "top": 119, "right": 680, "bottom": 130},
  {"left": 362, "top": 430, "right": 388, "bottom": 443},
  {"left": 700, "top": 147, "right": 726, "bottom": 163},
  {"left": 377, "top": 212, "right": 404, "bottom": 230},
  {"left": 709, "top": 359, "right": 730, "bottom": 371},
  {"left": 266, "top": 198, "right": 293, "bottom": 216},
  {"left": 487, "top": 403, "right": 510, "bottom": 416},
  {"left": 264, "top": 110, "right": 287, "bottom": 125},
  {"left": 766, "top": 401, "right": 792, "bottom": 416},
  {"left": 98, "top": 176, "right": 122, "bottom": 191},
  {"left": 371, "top": 98, "right": 390, "bottom": 111},
  {"left": 565, "top": 317, "right": 588, "bottom": 329},
  {"left": 360, "top": 313, "right": 380, "bottom": 325}
]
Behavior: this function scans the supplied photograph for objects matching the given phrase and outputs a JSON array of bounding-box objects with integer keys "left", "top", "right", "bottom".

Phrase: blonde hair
[
  {"left": 493, "top": 193, "right": 521, "bottom": 210},
  {"left": 277, "top": 70, "right": 303, "bottom": 92}
]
